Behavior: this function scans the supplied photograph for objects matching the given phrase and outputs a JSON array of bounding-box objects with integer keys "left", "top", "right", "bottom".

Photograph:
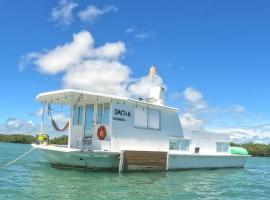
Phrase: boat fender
[{"left": 97, "top": 125, "right": 106, "bottom": 140}]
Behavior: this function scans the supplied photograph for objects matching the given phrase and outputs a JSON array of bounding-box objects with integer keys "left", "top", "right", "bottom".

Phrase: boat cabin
[
  {"left": 37, "top": 88, "right": 231, "bottom": 156},
  {"left": 36, "top": 88, "right": 183, "bottom": 153}
]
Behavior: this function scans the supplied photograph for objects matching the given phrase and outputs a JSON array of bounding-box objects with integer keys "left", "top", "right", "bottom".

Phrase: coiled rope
[{"left": 1, "top": 147, "right": 35, "bottom": 168}]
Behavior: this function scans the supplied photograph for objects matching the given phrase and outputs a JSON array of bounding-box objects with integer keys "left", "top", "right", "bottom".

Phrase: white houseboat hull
[
  {"left": 168, "top": 153, "right": 248, "bottom": 170},
  {"left": 34, "top": 145, "right": 120, "bottom": 169},
  {"left": 34, "top": 145, "right": 248, "bottom": 171}
]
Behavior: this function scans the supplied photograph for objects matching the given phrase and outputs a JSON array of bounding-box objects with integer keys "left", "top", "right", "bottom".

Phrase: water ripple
[{"left": 0, "top": 143, "right": 270, "bottom": 200}]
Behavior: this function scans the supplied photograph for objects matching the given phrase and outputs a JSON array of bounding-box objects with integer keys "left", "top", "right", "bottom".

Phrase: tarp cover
[{"left": 230, "top": 146, "right": 249, "bottom": 155}]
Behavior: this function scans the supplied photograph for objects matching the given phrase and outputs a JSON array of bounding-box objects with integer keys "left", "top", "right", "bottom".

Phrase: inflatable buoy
[{"left": 97, "top": 125, "right": 106, "bottom": 140}]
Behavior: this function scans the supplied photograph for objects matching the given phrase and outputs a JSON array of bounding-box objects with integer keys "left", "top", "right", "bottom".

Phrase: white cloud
[
  {"left": 21, "top": 30, "right": 163, "bottom": 98},
  {"left": 35, "top": 31, "right": 93, "bottom": 74},
  {"left": 63, "top": 59, "right": 130, "bottom": 96},
  {"left": 183, "top": 87, "right": 202, "bottom": 102},
  {"left": 93, "top": 41, "right": 126, "bottom": 60},
  {"left": 30, "top": 107, "right": 44, "bottom": 117},
  {"left": 180, "top": 113, "right": 204, "bottom": 131},
  {"left": 210, "top": 125, "right": 270, "bottom": 144},
  {"left": 78, "top": 5, "right": 117, "bottom": 23},
  {"left": 183, "top": 87, "right": 207, "bottom": 110},
  {"left": 125, "top": 27, "right": 155, "bottom": 40},
  {"left": 128, "top": 75, "right": 163, "bottom": 98},
  {"left": 232, "top": 105, "right": 246, "bottom": 113},
  {"left": 51, "top": 0, "right": 78, "bottom": 26},
  {"left": 19, "top": 52, "right": 41, "bottom": 71},
  {"left": 23, "top": 32, "right": 127, "bottom": 75},
  {"left": 0, "top": 118, "right": 37, "bottom": 134},
  {"left": 125, "top": 28, "right": 135, "bottom": 34},
  {"left": 178, "top": 87, "right": 270, "bottom": 143},
  {"left": 135, "top": 32, "right": 155, "bottom": 40}
]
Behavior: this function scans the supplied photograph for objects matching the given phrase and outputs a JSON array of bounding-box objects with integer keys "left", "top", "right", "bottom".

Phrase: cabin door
[{"left": 84, "top": 104, "right": 95, "bottom": 138}]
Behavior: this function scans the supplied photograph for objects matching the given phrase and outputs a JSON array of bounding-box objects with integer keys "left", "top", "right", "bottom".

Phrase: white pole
[
  {"left": 40, "top": 103, "right": 45, "bottom": 133},
  {"left": 68, "top": 105, "right": 73, "bottom": 149}
]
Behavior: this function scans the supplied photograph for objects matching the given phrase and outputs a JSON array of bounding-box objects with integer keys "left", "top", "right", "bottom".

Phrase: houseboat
[{"left": 33, "top": 83, "right": 248, "bottom": 171}]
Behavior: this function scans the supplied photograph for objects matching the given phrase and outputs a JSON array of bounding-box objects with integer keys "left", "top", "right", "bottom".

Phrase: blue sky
[{"left": 0, "top": 0, "right": 269, "bottom": 142}]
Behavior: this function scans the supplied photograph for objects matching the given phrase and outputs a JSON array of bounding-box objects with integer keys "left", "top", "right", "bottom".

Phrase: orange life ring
[{"left": 97, "top": 125, "right": 106, "bottom": 140}]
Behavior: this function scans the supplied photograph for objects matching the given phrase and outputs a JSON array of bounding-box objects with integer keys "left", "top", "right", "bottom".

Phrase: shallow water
[{"left": 0, "top": 143, "right": 270, "bottom": 200}]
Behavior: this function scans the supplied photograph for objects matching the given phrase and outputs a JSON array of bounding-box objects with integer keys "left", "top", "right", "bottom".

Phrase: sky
[{"left": 0, "top": 0, "right": 270, "bottom": 143}]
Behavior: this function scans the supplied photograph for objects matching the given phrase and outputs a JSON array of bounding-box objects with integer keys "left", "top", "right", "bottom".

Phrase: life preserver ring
[{"left": 97, "top": 125, "right": 106, "bottom": 140}]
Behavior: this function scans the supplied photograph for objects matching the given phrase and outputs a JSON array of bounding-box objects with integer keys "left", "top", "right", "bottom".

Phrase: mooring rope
[{"left": 1, "top": 147, "right": 36, "bottom": 168}]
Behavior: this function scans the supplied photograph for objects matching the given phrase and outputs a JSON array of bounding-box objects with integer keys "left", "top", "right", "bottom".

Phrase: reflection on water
[{"left": 0, "top": 143, "right": 270, "bottom": 200}]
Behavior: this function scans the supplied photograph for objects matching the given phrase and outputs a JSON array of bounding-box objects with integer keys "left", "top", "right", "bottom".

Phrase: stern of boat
[{"left": 32, "top": 144, "right": 120, "bottom": 169}]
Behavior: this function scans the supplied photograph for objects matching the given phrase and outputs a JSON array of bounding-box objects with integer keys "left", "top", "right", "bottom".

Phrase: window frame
[
  {"left": 216, "top": 142, "right": 229, "bottom": 153},
  {"left": 179, "top": 139, "right": 191, "bottom": 151},
  {"left": 72, "top": 106, "right": 83, "bottom": 126},
  {"left": 169, "top": 137, "right": 191, "bottom": 151},
  {"left": 134, "top": 106, "right": 161, "bottom": 130},
  {"left": 169, "top": 137, "right": 180, "bottom": 150},
  {"left": 96, "top": 102, "right": 111, "bottom": 125}
]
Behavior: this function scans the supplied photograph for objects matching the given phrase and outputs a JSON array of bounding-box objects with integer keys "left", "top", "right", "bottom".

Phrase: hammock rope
[
  {"left": 48, "top": 104, "right": 69, "bottom": 132},
  {"left": 47, "top": 93, "right": 82, "bottom": 132}
]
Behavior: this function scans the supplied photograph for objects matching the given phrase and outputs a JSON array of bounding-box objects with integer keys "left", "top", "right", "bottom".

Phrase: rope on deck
[{"left": 1, "top": 147, "right": 36, "bottom": 168}]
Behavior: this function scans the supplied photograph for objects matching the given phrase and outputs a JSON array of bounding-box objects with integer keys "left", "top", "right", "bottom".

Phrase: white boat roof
[{"left": 36, "top": 89, "right": 178, "bottom": 111}]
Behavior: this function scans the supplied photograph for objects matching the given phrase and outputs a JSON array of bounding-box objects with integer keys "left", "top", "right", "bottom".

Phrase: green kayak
[{"left": 230, "top": 146, "right": 249, "bottom": 155}]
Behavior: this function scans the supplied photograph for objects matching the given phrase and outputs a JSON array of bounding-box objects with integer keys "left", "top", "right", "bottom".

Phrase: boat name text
[{"left": 114, "top": 109, "right": 131, "bottom": 117}]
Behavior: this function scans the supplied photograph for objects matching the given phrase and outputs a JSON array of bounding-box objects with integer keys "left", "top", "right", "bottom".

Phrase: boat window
[
  {"left": 73, "top": 106, "right": 83, "bottom": 125},
  {"left": 134, "top": 107, "right": 147, "bottom": 128},
  {"left": 194, "top": 147, "right": 200, "bottom": 153},
  {"left": 179, "top": 139, "right": 190, "bottom": 151},
  {"left": 97, "top": 104, "right": 103, "bottom": 124},
  {"left": 169, "top": 138, "right": 179, "bottom": 150},
  {"left": 148, "top": 109, "right": 160, "bottom": 129},
  {"left": 103, "top": 103, "right": 110, "bottom": 125},
  {"left": 134, "top": 107, "right": 160, "bottom": 130},
  {"left": 169, "top": 138, "right": 190, "bottom": 151},
  {"left": 216, "top": 142, "right": 229, "bottom": 152},
  {"left": 97, "top": 103, "right": 110, "bottom": 125}
]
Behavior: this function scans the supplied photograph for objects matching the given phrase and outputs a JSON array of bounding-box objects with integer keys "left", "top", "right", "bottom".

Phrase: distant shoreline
[
  {"left": 1, "top": 134, "right": 269, "bottom": 157},
  {"left": 0, "top": 134, "right": 68, "bottom": 145}
]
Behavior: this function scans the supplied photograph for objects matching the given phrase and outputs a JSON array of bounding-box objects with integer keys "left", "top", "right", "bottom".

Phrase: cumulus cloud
[
  {"left": 78, "top": 5, "right": 117, "bottom": 23},
  {"left": 177, "top": 87, "right": 208, "bottom": 131},
  {"left": 183, "top": 87, "right": 203, "bottom": 102},
  {"left": 63, "top": 59, "right": 130, "bottom": 96},
  {"left": 180, "top": 113, "right": 204, "bottom": 131},
  {"left": 35, "top": 31, "right": 93, "bottom": 74},
  {"left": 51, "top": 0, "right": 78, "bottom": 26},
  {"left": 177, "top": 87, "right": 270, "bottom": 143},
  {"left": 21, "top": 30, "right": 163, "bottom": 98},
  {"left": 128, "top": 75, "right": 163, "bottom": 98},
  {"left": 210, "top": 125, "right": 270, "bottom": 144},
  {"left": 0, "top": 118, "right": 37, "bottom": 134},
  {"left": 183, "top": 87, "right": 207, "bottom": 110}
]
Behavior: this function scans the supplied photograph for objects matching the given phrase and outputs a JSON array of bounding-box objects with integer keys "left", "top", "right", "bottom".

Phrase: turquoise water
[{"left": 1, "top": 143, "right": 270, "bottom": 200}]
